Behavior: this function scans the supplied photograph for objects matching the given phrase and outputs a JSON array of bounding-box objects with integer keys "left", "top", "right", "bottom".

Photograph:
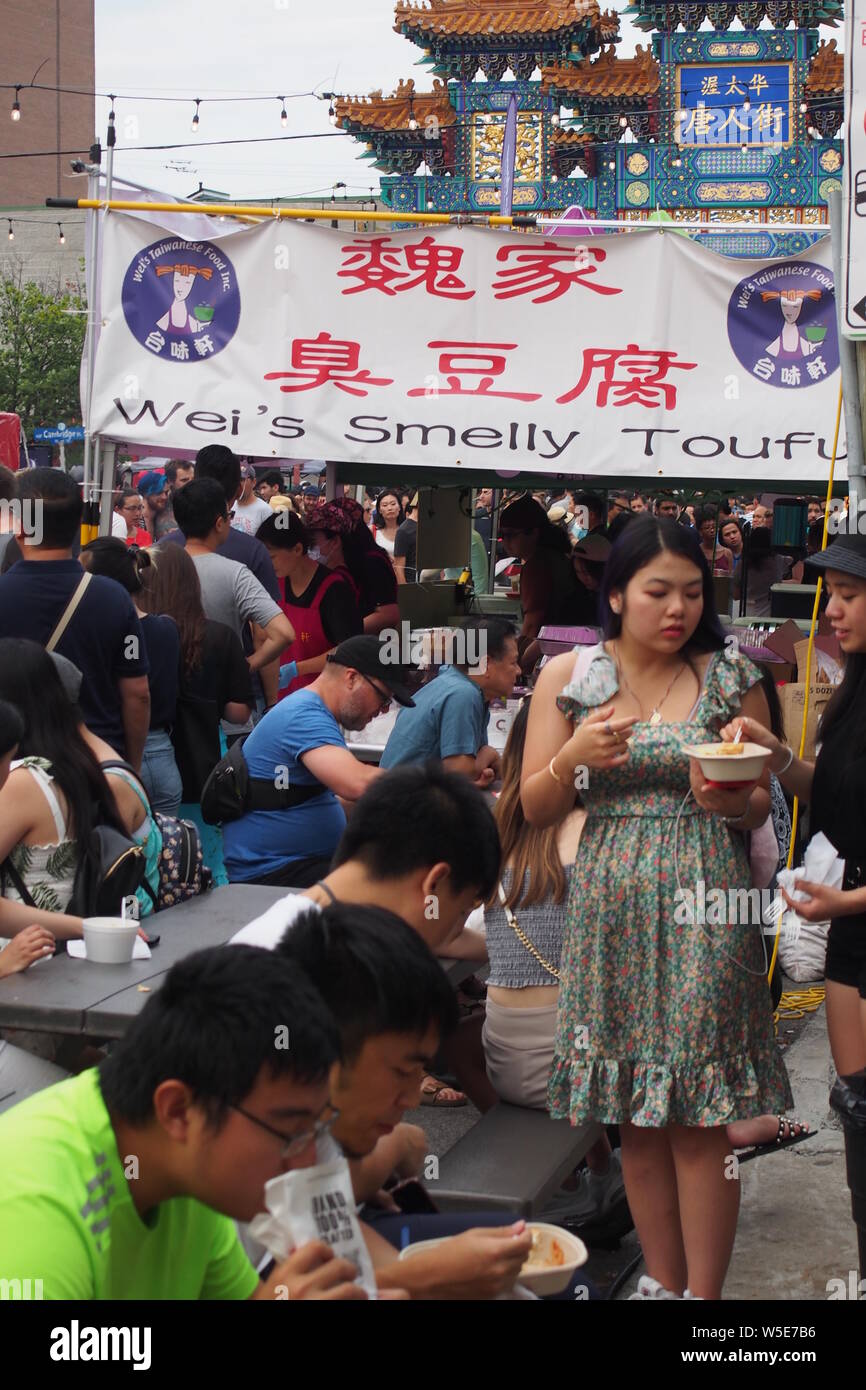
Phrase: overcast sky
[{"left": 95, "top": 0, "right": 638, "bottom": 202}]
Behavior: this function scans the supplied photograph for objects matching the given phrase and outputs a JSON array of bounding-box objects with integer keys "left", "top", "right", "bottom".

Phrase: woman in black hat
[{"left": 721, "top": 532, "right": 866, "bottom": 1131}]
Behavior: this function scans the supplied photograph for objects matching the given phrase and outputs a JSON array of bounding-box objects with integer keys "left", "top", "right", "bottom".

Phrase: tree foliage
[{"left": 0, "top": 274, "right": 86, "bottom": 427}]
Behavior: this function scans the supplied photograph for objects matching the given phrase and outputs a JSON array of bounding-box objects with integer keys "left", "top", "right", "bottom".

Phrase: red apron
[{"left": 278, "top": 566, "right": 357, "bottom": 699}]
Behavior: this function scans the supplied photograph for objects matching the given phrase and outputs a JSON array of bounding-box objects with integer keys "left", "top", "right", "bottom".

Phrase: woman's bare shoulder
[{"left": 534, "top": 650, "right": 579, "bottom": 688}]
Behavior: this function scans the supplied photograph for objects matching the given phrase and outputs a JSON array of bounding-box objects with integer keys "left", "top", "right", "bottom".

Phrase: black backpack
[
  {"left": 200, "top": 736, "right": 325, "bottom": 825},
  {"left": 2, "top": 823, "right": 146, "bottom": 920},
  {"left": 99, "top": 760, "right": 213, "bottom": 912}
]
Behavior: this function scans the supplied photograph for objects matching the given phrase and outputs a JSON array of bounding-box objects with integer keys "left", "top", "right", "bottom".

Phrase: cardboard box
[
  {"left": 793, "top": 638, "right": 843, "bottom": 687},
  {"left": 764, "top": 619, "right": 805, "bottom": 665},
  {"left": 779, "top": 682, "right": 836, "bottom": 759}
]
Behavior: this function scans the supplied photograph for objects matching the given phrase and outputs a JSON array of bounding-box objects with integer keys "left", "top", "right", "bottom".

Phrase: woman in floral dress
[{"left": 521, "top": 516, "right": 793, "bottom": 1299}]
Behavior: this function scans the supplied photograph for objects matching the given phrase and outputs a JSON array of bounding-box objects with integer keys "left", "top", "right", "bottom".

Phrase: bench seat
[{"left": 431, "top": 1103, "right": 602, "bottom": 1217}]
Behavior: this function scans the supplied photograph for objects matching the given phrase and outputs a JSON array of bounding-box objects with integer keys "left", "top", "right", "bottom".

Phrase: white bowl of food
[
  {"left": 398, "top": 1223, "right": 587, "bottom": 1296},
  {"left": 518, "top": 1223, "right": 588, "bottom": 1295},
  {"left": 680, "top": 741, "right": 772, "bottom": 786},
  {"left": 82, "top": 916, "right": 139, "bottom": 964}
]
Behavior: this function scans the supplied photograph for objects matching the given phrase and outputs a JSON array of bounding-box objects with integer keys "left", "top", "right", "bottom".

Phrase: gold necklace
[{"left": 613, "top": 643, "right": 687, "bottom": 725}]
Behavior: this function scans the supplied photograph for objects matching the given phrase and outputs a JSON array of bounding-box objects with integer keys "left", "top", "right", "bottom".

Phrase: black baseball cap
[
  {"left": 806, "top": 532, "right": 866, "bottom": 582},
  {"left": 327, "top": 636, "right": 415, "bottom": 707}
]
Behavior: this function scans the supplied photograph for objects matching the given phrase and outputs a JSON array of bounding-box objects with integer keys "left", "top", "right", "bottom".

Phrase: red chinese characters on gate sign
[
  {"left": 406, "top": 342, "right": 542, "bottom": 401},
  {"left": 556, "top": 344, "right": 697, "bottom": 408},
  {"left": 338, "top": 236, "right": 474, "bottom": 299},
  {"left": 263, "top": 332, "right": 393, "bottom": 396},
  {"left": 263, "top": 336, "right": 696, "bottom": 409},
  {"left": 492, "top": 243, "right": 622, "bottom": 304}
]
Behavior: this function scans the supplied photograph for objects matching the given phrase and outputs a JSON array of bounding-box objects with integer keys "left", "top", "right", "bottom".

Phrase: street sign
[
  {"left": 843, "top": 3, "right": 866, "bottom": 336},
  {"left": 32, "top": 425, "right": 85, "bottom": 443}
]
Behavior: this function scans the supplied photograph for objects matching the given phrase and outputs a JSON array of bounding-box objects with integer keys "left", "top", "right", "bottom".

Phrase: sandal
[
  {"left": 419, "top": 1075, "right": 467, "bottom": 1108},
  {"left": 734, "top": 1116, "right": 816, "bottom": 1164}
]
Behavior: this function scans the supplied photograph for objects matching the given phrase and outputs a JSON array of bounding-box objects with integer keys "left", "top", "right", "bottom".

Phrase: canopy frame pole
[{"left": 47, "top": 198, "right": 829, "bottom": 236}]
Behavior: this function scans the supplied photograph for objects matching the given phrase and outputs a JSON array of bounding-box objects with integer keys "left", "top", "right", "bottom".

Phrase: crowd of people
[{"left": 0, "top": 450, "right": 864, "bottom": 1303}]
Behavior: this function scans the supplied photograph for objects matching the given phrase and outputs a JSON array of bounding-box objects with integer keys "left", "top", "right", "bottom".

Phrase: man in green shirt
[{"left": 0, "top": 945, "right": 368, "bottom": 1300}]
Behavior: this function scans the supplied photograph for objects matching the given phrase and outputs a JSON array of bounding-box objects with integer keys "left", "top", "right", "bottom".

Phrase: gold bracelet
[{"left": 548, "top": 756, "right": 571, "bottom": 788}]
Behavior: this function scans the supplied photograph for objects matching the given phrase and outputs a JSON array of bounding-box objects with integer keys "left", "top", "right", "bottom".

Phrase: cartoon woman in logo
[
  {"left": 761, "top": 288, "right": 823, "bottom": 362},
  {"left": 154, "top": 262, "right": 214, "bottom": 336}
]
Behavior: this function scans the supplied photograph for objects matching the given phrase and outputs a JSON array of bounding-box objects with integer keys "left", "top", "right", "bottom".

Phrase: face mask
[
  {"left": 308, "top": 546, "right": 323, "bottom": 563},
  {"left": 572, "top": 525, "right": 588, "bottom": 543}
]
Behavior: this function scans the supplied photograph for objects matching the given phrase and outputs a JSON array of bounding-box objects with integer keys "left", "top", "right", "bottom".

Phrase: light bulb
[
  {"left": 740, "top": 143, "right": 748, "bottom": 153},
  {"left": 619, "top": 115, "right": 628, "bottom": 128},
  {"left": 57, "top": 223, "right": 65, "bottom": 244},
  {"left": 608, "top": 159, "right": 616, "bottom": 171},
  {"left": 280, "top": 104, "right": 288, "bottom": 128},
  {"left": 10, "top": 88, "right": 21, "bottom": 122},
  {"left": 191, "top": 100, "right": 200, "bottom": 133},
  {"left": 800, "top": 102, "right": 808, "bottom": 114},
  {"left": 408, "top": 115, "right": 419, "bottom": 131},
  {"left": 7, "top": 223, "right": 13, "bottom": 241},
  {"left": 743, "top": 99, "right": 751, "bottom": 111},
  {"left": 551, "top": 172, "right": 558, "bottom": 181},
  {"left": 551, "top": 112, "right": 560, "bottom": 127}
]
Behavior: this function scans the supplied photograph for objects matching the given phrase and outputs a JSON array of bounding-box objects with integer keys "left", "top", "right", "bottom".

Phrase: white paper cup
[{"left": 82, "top": 917, "right": 138, "bottom": 964}]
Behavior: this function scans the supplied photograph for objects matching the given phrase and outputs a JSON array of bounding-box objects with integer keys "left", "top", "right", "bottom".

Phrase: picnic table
[{"left": 0, "top": 884, "right": 478, "bottom": 1040}]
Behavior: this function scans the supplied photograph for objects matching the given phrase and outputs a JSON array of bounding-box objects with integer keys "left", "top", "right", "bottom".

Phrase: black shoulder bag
[{"left": 200, "top": 737, "right": 326, "bottom": 825}]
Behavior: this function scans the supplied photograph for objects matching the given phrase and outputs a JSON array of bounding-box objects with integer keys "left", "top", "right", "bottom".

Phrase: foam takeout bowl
[
  {"left": 680, "top": 741, "right": 772, "bottom": 784},
  {"left": 82, "top": 917, "right": 139, "bottom": 965},
  {"left": 398, "top": 1221, "right": 588, "bottom": 1296}
]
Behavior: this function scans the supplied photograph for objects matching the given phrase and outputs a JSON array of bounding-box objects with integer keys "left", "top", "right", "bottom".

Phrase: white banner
[{"left": 88, "top": 215, "right": 845, "bottom": 482}]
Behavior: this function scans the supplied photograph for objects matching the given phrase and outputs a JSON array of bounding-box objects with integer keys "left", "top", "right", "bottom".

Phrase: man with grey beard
[{"left": 222, "top": 636, "right": 414, "bottom": 888}]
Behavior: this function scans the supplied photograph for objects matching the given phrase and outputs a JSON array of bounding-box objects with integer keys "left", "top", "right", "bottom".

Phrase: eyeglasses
[
  {"left": 230, "top": 1101, "right": 340, "bottom": 1159},
  {"left": 359, "top": 671, "right": 392, "bottom": 709}
]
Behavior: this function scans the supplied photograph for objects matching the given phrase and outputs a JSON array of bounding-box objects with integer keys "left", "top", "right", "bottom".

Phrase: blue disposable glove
[{"left": 278, "top": 660, "right": 298, "bottom": 690}]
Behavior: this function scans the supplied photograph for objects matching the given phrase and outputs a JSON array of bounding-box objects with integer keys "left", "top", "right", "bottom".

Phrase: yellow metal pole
[
  {"left": 767, "top": 379, "right": 843, "bottom": 987},
  {"left": 64, "top": 198, "right": 528, "bottom": 228}
]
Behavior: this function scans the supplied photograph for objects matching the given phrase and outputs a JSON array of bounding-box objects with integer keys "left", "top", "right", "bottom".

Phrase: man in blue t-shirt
[
  {"left": 0, "top": 469, "right": 150, "bottom": 765},
  {"left": 223, "top": 635, "right": 415, "bottom": 888},
  {"left": 381, "top": 617, "right": 519, "bottom": 787}
]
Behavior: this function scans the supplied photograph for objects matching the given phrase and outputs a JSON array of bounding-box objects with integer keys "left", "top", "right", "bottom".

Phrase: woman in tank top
[{"left": 473, "top": 701, "right": 625, "bottom": 1227}]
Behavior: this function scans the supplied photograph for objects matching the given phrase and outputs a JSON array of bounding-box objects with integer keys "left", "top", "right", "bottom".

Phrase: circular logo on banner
[
  {"left": 122, "top": 238, "right": 241, "bottom": 363},
  {"left": 727, "top": 262, "right": 838, "bottom": 390}
]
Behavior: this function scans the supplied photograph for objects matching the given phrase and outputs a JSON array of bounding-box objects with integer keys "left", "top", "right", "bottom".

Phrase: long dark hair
[
  {"left": 819, "top": 652, "right": 866, "bottom": 751},
  {"left": 0, "top": 699, "right": 25, "bottom": 758},
  {"left": 341, "top": 515, "right": 392, "bottom": 585},
  {"left": 599, "top": 514, "right": 726, "bottom": 654},
  {"left": 0, "top": 639, "right": 126, "bottom": 850},
  {"left": 137, "top": 543, "right": 206, "bottom": 678},
  {"left": 758, "top": 667, "right": 786, "bottom": 743}
]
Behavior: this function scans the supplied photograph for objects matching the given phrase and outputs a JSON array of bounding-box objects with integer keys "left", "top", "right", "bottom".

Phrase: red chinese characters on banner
[
  {"left": 263, "top": 333, "right": 393, "bottom": 396},
  {"left": 492, "top": 243, "right": 622, "bottom": 304},
  {"left": 337, "top": 236, "right": 474, "bottom": 299},
  {"left": 556, "top": 344, "right": 697, "bottom": 408},
  {"left": 407, "top": 341, "right": 542, "bottom": 401}
]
